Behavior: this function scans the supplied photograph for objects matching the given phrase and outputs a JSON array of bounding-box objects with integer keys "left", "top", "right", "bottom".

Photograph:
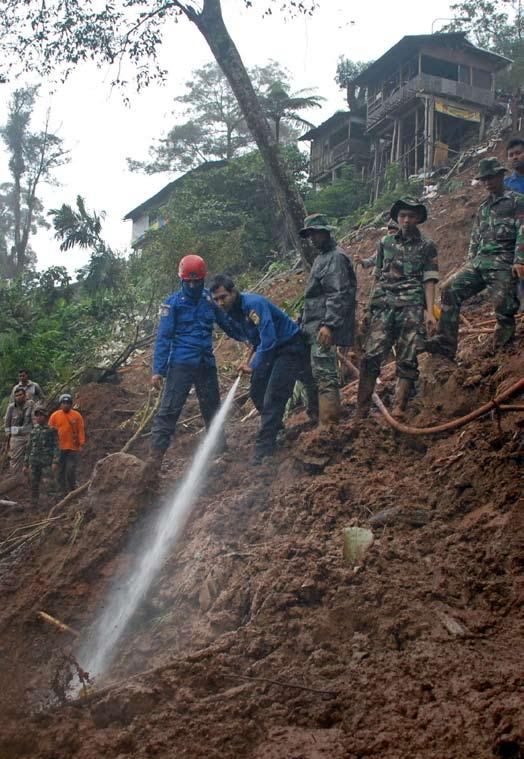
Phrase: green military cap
[
  {"left": 475, "top": 157, "right": 507, "bottom": 179},
  {"left": 390, "top": 196, "right": 428, "bottom": 224},
  {"left": 34, "top": 405, "right": 49, "bottom": 417},
  {"left": 299, "top": 213, "right": 337, "bottom": 238}
]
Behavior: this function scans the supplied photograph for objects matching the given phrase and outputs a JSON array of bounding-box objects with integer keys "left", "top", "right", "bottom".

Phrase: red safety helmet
[{"left": 178, "top": 254, "right": 207, "bottom": 281}]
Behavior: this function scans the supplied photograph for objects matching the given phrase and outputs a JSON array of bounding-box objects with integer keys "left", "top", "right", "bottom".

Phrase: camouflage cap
[
  {"left": 299, "top": 213, "right": 337, "bottom": 238},
  {"left": 34, "top": 404, "right": 49, "bottom": 417},
  {"left": 390, "top": 197, "right": 428, "bottom": 224},
  {"left": 475, "top": 157, "right": 507, "bottom": 179}
]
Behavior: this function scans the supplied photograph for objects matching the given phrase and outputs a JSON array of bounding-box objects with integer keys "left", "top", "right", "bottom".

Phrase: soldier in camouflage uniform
[
  {"left": 24, "top": 406, "right": 59, "bottom": 506},
  {"left": 356, "top": 197, "right": 439, "bottom": 419},
  {"left": 429, "top": 157, "right": 524, "bottom": 359}
]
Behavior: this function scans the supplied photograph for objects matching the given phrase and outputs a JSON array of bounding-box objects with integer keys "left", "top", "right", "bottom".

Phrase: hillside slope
[{"left": 0, "top": 141, "right": 523, "bottom": 759}]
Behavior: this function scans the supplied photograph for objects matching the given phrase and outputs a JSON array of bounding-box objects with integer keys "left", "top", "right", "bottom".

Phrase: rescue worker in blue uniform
[
  {"left": 147, "top": 254, "right": 237, "bottom": 477},
  {"left": 210, "top": 274, "right": 311, "bottom": 465}
]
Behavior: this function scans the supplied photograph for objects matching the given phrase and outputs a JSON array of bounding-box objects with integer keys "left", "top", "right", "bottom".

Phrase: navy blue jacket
[
  {"left": 153, "top": 288, "right": 238, "bottom": 375},
  {"left": 223, "top": 292, "right": 299, "bottom": 371},
  {"left": 505, "top": 172, "right": 524, "bottom": 194}
]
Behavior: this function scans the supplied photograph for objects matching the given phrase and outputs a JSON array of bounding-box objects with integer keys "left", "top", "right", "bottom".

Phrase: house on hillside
[
  {"left": 298, "top": 111, "right": 369, "bottom": 187},
  {"left": 124, "top": 161, "right": 226, "bottom": 248},
  {"left": 301, "top": 33, "right": 511, "bottom": 194},
  {"left": 354, "top": 32, "right": 511, "bottom": 193}
]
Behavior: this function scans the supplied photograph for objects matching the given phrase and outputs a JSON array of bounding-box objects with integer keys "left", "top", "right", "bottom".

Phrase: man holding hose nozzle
[
  {"left": 210, "top": 275, "right": 312, "bottom": 466},
  {"left": 146, "top": 254, "right": 240, "bottom": 480},
  {"left": 356, "top": 197, "right": 439, "bottom": 420}
]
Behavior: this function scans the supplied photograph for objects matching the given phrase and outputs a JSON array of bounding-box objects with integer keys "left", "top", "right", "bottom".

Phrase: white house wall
[{"left": 131, "top": 214, "right": 149, "bottom": 245}]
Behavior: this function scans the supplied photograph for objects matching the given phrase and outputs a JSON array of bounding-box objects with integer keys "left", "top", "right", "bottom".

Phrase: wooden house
[
  {"left": 353, "top": 32, "right": 511, "bottom": 188},
  {"left": 298, "top": 111, "right": 369, "bottom": 187}
]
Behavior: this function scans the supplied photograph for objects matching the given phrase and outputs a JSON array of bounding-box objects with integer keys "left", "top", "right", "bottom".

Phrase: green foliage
[
  {"left": 128, "top": 60, "right": 294, "bottom": 173},
  {"left": 0, "top": 86, "right": 68, "bottom": 276},
  {"left": 334, "top": 57, "right": 371, "bottom": 108},
  {"left": 0, "top": 270, "right": 87, "bottom": 400},
  {"left": 132, "top": 146, "right": 308, "bottom": 295},
  {"left": 260, "top": 82, "right": 324, "bottom": 143},
  {"left": 50, "top": 196, "right": 125, "bottom": 294},
  {"left": 0, "top": 1, "right": 317, "bottom": 90},
  {"left": 305, "top": 166, "right": 368, "bottom": 219},
  {"left": 338, "top": 163, "right": 422, "bottom": 234}
]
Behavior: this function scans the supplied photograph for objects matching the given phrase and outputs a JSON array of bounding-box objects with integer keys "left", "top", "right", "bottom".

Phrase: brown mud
[{"left": 0, "top": 142, "right": 523, "bottom": 758}]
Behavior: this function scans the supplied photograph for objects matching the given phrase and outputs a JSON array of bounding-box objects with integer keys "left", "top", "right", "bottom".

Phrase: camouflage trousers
[
  {"left": 361, "top": 303, "right": 425, "bottom": 381},
  {"left": 432, "top": 264, "right": 519, "bottom": 358},
  {"left": 29, "top": 463, "right": 54, "bottom": 505},
  {"left": 310, "top": 341, "right": 339, "bottom": 392}
]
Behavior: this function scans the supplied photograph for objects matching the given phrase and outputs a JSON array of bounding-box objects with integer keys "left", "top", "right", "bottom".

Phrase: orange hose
[
  {"left": 371, "top": 378, "right": 524, "bottom": 436},
  {"left": 338, "top": 354, "right": 523, "bottom": 436}
]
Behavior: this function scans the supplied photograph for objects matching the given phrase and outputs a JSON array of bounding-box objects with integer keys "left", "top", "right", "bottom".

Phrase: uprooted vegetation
[{"left": 0, "top": 135, "right": 523, "bottom": 759}]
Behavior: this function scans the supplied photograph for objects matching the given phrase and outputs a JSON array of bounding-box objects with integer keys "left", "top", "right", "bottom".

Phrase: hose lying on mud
[
  {"left": 338, "top": 353, "right": 524, "bottom": 437},
  {"left": 371, "top": 378, "right": 524, "bottom": 436}
]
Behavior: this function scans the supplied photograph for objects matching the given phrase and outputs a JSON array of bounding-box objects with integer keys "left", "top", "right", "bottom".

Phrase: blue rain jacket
[
  {"left": 224, "top": 292, "right": 299, "bottom": 370},
  {"left": 505, "top": 172, "right": 524, "bottom": 194},
  {"left": 153, "top": 288, "right": 240, "bottom": 375}
]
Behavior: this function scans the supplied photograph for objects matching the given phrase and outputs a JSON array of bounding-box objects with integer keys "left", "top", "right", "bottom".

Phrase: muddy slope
[{"left": 0, "top": 136, "right": 523, "bottom": 758}]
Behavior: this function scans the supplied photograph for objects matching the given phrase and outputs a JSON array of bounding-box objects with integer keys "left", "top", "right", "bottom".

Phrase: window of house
[
  {"left": 458, "top": 64, "right": 471, "bottom": 84},
  {"left": 148, "top": 211, "right": 166, "bottom": 230},
  {"left": 472, "top": 67, "right": 492, "bottom": 89},
  {"left": 329, "top": 126, "right": 348, "bottom": 148},
  {"left": 421, "top": 54, "right": 458, "bottom": 81}
]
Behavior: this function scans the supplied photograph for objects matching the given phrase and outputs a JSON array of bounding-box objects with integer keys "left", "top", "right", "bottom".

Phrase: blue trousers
[
  {"left": 151, "top": 363, "right": 221, "bottom": 453},
  {"left": 251, "top": 335, "right": 311, "bottom": 457}
]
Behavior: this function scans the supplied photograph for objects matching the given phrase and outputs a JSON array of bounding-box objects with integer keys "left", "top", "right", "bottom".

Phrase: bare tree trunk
[
  {"left": 13, "top": 169, "right": 23, "bottom": 273},
  {"left": 185, "top": 0, "right": 310, "bottom": 267}
]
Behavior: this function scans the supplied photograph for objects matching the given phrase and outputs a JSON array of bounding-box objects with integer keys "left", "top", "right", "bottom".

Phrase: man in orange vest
[{"left": 49, "top": 393, "right": 85, "bottom": 496}]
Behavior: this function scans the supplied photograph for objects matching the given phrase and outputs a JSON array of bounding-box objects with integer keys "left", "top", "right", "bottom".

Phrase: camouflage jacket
[
  {"left": 468, "top": 191, "right": 524, "bottom": 270},
  {"left": 370, "top": 229, "right": 439, "bottom": 308},
  {"left": 24, "top": 424, "right": 59, "bottom": 468}
]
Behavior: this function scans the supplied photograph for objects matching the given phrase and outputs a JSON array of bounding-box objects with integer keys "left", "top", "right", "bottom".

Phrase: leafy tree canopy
[
  {"left": 443, "top": 1, "right": 524, "bottom": 90},
  {"left": 128, "top": 60, "right": 293, "bottom": 174},
  {"left": 0, "top": 86, "right": 68, "bottom": 276},
  {"left": 0, "top": 0, "right": 317, "bottom": 89},
  {"left": 261, "top": 82, "right": 324, "bottom": 143},
  {"left": 134, "top": 145, "right": 308, "bottom": 285},
  {"left": 0, "top": 0, "right": 316, "bottom": 266},
  {"left": 304, "top": 166, "right": 368, "bottom": 219}
]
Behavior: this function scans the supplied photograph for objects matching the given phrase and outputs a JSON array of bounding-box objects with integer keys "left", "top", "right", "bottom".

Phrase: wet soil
[{"left": 0, "top": 139, "right": 523, "bottom": 758}]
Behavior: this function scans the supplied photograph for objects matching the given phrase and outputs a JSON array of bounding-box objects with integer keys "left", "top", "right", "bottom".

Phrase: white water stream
[{"left": 78, "top": 376, "right": 241, "bottom": 682}]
